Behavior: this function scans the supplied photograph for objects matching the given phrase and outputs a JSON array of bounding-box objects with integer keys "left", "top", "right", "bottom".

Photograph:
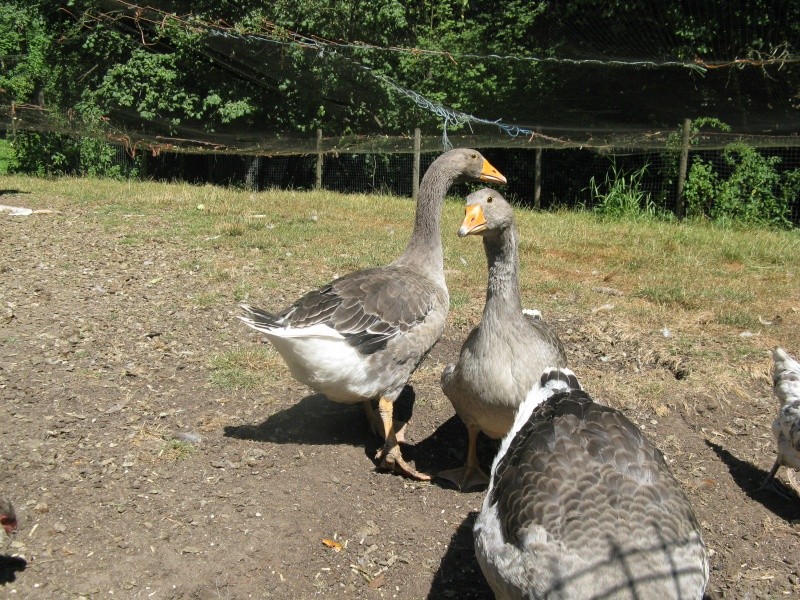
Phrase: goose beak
[
  {"left": 478, "top": 159, "right": 507, "bottom": 185},
  {"left": 459, "top": 204, "right": 487, "bottom": 237}
]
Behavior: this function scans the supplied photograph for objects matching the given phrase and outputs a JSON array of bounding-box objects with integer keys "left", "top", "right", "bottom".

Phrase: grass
[
  {"left": 209, "top": 347, "right": 285, "bottom": 391},
  {"left": 3, "top": 173, "right": 799, "bottom": 411},
  {"left": 161, "top": 438, "right": 197, "bottom": 460}
]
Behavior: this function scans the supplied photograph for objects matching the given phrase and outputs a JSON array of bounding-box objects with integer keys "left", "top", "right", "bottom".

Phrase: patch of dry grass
[{"left": 208, "top": 346, "right": 286, "bottom": 391}]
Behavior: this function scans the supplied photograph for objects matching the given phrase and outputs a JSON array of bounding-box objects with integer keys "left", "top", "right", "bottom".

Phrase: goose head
[
  {"left": 458, "top": 188, "right": 513, "bottom": 238},
  {"left": 440, "top": 149, "right": 507, "bottom": 185}
]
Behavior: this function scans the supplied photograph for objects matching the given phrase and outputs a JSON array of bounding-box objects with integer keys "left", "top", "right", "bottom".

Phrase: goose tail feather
[{"left": 238, "top": 304, "right": 283, "bottom": 333}]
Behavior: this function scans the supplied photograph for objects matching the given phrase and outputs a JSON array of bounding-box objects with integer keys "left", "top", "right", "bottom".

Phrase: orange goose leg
[{"left": 374, "top": 397, "right": 430, "bottom": 481}]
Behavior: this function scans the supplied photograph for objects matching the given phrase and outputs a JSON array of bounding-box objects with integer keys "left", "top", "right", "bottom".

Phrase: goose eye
[
  {"left": 487, "top": 196, "right": 493, "bottom": 203},
  {"left": 471, "top": 153, "right": 477, "bottom": 159}
]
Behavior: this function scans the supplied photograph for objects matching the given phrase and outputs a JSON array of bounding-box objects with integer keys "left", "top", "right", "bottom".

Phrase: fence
[{"left": 124, "top": 129, "right": 800, "bottom": 224}]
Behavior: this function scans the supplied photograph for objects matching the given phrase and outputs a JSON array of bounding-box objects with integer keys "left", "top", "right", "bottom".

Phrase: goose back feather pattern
[
  {"left": 475, "top": 368, "right": 708, "bottom": 600},
  {"left": 242, "top": 265, "right": 444, "bottom": 356}
]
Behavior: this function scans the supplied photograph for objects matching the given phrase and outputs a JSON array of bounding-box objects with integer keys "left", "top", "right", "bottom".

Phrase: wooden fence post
[
  {"left": 245, "top": 156, "right": 261, "bottom": 190},
  {"left": 534, "top": 147, "right": 542, "bottom": 209},
  {"left": 315, "top": 128, "right": 323, "bottom": 190},
  {"left": 676, "top": 118, "right": 692, "bottom": 219},
  {"left": 412, "top": 127, "right": 421, "bottom": 201}
]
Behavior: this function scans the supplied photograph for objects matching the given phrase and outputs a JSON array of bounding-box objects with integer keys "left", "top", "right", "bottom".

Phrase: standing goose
[
  {"left": 440, "top": 189, "right": 566, "bottom": 490},
  {"left": 759, "top": 347, "right": 800, "bottom": 497},
  {"left": 240, "top": 149, "right": 506, "bottom": 480},
  {"left": 475, "top": 368, "right": 709, "bottom": 600}
]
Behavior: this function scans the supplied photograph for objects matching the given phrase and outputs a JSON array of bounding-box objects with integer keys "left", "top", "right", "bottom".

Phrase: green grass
[
  {"left": 161, "top": 438, "right": 196, "bottom": 460},
  {"left": 635, "top": 285, "right": 699, "bottom": 309},
  {"left": 209, "top": 347, "right": 284, "bottom": 391}
]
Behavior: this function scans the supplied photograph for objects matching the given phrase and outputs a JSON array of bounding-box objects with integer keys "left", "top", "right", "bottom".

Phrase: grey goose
[
  {"left": 239, "top": 149, "right": 506, "bottom": 480},
  {"left": 440, "top": 189, "right": 566, "bottom": 490},
  {"left": 474, "top": 368, "right": 709, "bottom": 599}
]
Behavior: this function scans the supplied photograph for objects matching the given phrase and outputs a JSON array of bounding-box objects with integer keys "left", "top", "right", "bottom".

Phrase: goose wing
[
  {"left": 523, "top": 313, "right": 567, "bottom": 363},
  {"left": 276, "top": 265, "right": 445, "bottom": 355}
]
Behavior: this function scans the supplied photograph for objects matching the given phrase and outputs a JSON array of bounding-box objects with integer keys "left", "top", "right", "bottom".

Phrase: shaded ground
[{"left": 1, "top": 190, "right": 799, "bottom": 599}]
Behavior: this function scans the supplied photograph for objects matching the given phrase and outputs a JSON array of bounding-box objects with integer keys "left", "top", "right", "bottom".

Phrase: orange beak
[
  {"left": 459, "top": 204, "right": 487, "bottom": 237},
  {"left": 478, "top": 159, "right": 507, "bottom": 185}
]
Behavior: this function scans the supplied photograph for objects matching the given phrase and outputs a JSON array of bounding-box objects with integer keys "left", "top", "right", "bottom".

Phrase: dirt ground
[{"left": 1, "top": 187, "right": 799, "bottom": 600}]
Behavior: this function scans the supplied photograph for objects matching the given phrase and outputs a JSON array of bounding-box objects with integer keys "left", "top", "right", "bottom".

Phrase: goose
[
  {"left": 759, "top": 347, "right": 800, "bottom": 497},
  {"left": 440, "top": 189, "right": 566, "bottom": 490},
  {"left": 239, "top": 149, "right": 506, "bottom": 480},
  {"left": 474, "top": 368, "right": 709, "bottom": 600}
]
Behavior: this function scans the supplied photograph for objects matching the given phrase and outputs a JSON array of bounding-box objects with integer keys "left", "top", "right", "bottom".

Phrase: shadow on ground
[
  {"left": 223, "top": 385, "right": 418, "bottom": 448},
  {"left": 223, "top": 393, "right": 369, "bottom": 446},
  {"left": 414, "top": 415, "right": 499, "bottom": 491},
  {"left": 706, "top": 439, "right": 800, "bottom": 521},
  {"left": 0, "top": 555, "right": 26, "bottom": 584},
  {"left": 426, "top": 511, "right": 492, "bottom": 600}
]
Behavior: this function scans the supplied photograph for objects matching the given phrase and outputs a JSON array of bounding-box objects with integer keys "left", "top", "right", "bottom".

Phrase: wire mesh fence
[{"left": 130, "top": 143, "right": 800, "bottom": 223}]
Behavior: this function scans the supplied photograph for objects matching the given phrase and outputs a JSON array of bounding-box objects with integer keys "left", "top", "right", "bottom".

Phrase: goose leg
[
  {"left": 374, "top": 397, "right": 430, "bottom": 481},
  {"left": 363, "top": 399, "right": 408, "bottom": 443},
  {"left": 759, "top": 459, "right": 780, "bottom": 489},
  {"left": 758, "top": 459, "right": 794, "bottom": 500},
  {"left": 437, "top": 424, "right": 489, "bottom": 491},
  {"left": 362, "top": 400, "right": 385, "bottom": 438}
]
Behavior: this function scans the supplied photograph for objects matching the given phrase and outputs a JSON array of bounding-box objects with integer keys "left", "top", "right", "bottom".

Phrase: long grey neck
[
  {"left": 394, "top": 166, "right": 454, "bottom": 280},
  {"left": 483, "top": 222, "right": 523, "bottom": 321}
]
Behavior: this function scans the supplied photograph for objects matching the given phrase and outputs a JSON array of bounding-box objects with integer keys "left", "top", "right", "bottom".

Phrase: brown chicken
[{"left": 0, "top": 498, "right": 17, "bottom": 537}]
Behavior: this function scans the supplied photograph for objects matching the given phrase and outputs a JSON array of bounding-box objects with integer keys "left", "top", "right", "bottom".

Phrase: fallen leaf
[
  {"left": 368, "top": 574, "right": 385, "bottom": 589},
  {"left": 322, "top": 538, "right": 343, "bottom": 552}
]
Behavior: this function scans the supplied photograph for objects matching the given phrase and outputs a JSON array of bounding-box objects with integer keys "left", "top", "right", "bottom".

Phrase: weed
[
  {"left": 587, "top": 161, "right": 659, "bottom": 221},
  {"left": 161, "top": 438, "right": 196, "bottom": 460}
]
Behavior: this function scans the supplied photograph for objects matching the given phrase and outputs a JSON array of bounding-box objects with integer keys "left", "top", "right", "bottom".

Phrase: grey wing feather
[{"left": 277, "top": 266, "right": 442, "bottom": 354}]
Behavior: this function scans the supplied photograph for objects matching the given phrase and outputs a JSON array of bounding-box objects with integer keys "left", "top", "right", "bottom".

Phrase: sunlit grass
[{"left": 208, "top": 347, "right": 285, "bottom": 391}]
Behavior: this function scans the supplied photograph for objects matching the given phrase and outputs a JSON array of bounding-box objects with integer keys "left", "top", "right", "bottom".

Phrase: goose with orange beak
[
  {"left": 240, "top": 150, "right": 506, "bottom": 481},
  {"left": 440, "top": 188, "right": 566, "bottom": 490}
]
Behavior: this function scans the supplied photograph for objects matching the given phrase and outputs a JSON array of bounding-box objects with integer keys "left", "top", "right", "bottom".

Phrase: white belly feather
[{"left": 263, "top": 324, "right": 381, "bottom": 403}]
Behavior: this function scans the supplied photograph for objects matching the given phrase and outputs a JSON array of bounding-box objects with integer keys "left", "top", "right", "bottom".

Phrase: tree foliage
[{"left": 0, "top": 0, "right": 798, "bottom": 179}]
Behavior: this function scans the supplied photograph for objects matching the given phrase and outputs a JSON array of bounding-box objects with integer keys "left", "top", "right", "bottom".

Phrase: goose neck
[
  {"left": 397, "top": 167, "right": 454, "bottom": 276},
  {"left": 483, "top": 224, "right": 523, "bottom": 317}
]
